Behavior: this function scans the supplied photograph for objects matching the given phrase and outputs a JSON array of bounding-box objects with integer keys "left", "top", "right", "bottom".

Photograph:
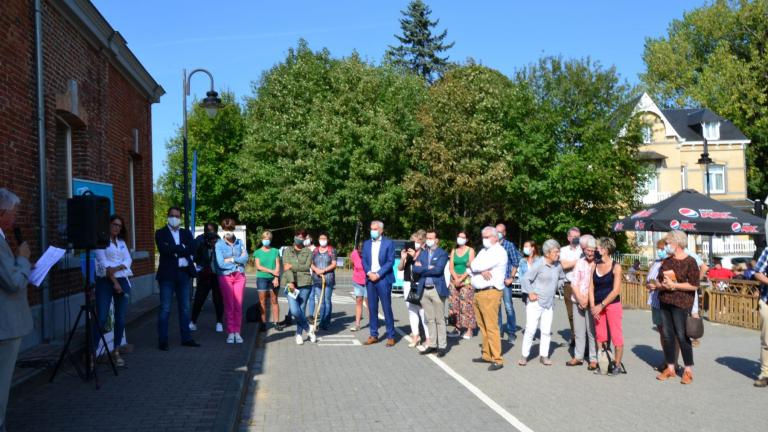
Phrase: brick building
[{"left": 1, "top": 0, "right": 164, "bottom": 348}]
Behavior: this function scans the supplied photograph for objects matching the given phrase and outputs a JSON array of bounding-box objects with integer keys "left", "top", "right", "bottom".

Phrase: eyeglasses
[{"left": 111, "top": 223, "right": 123, "bottom": 228}]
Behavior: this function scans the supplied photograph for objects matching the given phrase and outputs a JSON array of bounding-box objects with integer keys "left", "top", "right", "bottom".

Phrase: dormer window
[{"left": 703, "top": 121, "right": 720, "bottom": 140}]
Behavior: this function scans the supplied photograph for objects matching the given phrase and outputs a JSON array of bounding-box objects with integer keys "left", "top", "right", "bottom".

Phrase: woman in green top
[
  {"left": 448, "top": 231, "right": 476, "bottom": 339},
  {"left": 253, "top": 230, "right": 281, "bottom": 331}
]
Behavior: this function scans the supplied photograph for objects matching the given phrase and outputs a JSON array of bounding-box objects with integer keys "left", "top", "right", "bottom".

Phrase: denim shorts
[
  {"left": 256, "top": 277, "right": 276, "bottom": 292},
  {"left": 352, "top": 282, "right": 367, "bottom": 298}
]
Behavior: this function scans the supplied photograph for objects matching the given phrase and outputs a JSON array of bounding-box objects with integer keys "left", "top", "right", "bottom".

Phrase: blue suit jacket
[
  {"left": 155, "top": 226, "right": 196, "bottom": 281},
  {"left": 413, "top": 247, "right": 449, "bottom": 297},
  {"left": 362, "top": 237, "right": 395, "bottom": 285}
]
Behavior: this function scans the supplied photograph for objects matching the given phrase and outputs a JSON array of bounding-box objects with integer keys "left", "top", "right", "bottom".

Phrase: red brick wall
[{"left": 0, "top": 0, "right": 156, "bottom": 304}]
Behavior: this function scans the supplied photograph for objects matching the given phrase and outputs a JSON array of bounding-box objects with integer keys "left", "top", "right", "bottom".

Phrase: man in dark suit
[
  {"left": 413, "top": 229, "right": 450, "bottom": 357},
  {"left": 361, "top": 220, "right": 396, "bottom": 346},
  {"left": 155, "top": 206, "right": 200, "bottom": 350}
]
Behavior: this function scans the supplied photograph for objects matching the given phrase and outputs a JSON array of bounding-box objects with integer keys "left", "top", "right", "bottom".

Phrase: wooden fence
[{"left": 620, "top": 266, "right": 762, "bottom": 330}]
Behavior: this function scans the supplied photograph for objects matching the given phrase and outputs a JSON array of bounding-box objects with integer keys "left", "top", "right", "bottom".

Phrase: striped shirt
[
  {"left": 756, "top": 248, "right": 768, "bottom": 303},
  {"left": 646, "top": 260, "right": 663, "bottom": 309},
  {"left": 500, "top": 239, "right": 521, "bottom": 279}
]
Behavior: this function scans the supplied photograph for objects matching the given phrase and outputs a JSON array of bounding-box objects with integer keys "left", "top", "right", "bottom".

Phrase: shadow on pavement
[
  {"left": 715, "top": 356, "right": 760, "bottom": 379},
  {"left": 632, "top": 344, "right": 664, "bottom": 369}
]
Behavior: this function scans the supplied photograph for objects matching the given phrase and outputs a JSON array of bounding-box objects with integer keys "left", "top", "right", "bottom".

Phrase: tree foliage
[
  {"left": 641, "top": 0, "right": 768, "bottom": 199},
  {"left": 156, "top": 91, "right": 245, "bottom": 226},
  {"left": 237, "top": 40, "right": 427, "bottom": 245},
  {"left": 386, "top": 0, "right": 455, "bottom": 83}
]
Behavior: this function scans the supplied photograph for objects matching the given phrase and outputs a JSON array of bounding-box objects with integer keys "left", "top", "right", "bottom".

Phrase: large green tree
[
  {"left": 386, "top": 0, "right": 454, "bottom": 83},
  {"left": 508, "top": 57, "right": 647, "bottom": 242},
  {"left": 156, "top": 91, "right": 246, "bottom": 226},
  {"left": 642, "top": 0, "right": 768, "bottom": 199},
  {"left": 238, "top": 40, "right": 427, "bottom": 246}
]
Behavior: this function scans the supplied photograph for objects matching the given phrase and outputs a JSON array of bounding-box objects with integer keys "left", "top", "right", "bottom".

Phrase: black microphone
[{"left": 13, "top": 227, "right": 23, "bottom": 245}]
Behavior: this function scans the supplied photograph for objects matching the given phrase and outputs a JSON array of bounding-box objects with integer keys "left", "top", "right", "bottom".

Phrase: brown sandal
[
  {"left": 566, "top": 359, "right": 584, "bottom": 367},
  {"left": 518, "top": 357, "right": 528, "bottom": 366}
]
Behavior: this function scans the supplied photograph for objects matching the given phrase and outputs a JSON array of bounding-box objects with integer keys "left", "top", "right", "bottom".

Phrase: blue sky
[{"left": 91, "top": 0, "right": 707, "bottom": 185}]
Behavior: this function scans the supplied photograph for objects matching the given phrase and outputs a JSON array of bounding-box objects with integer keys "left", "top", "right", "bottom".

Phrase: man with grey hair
[
  {"left": 469, "top": 226, "right": 507, "bottom": 371},
  {"left": 362, "top": 220, "right": 396, "bottom": 346},
  {"left": 0, "top": 188, "right": 32, "bottom": 432}
]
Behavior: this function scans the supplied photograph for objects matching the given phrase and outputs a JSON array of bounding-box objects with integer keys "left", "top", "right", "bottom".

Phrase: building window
[
  {"left": 680, "top": 165, "right": 687, "bottom": 189},
  {"left": 704, "top": 164, "right": 726, "bottom": 194},
  {"left": 129, "top": 129, "right": 139, "bottom": 250},
  {"left": 641, "top": 124, "right": 653, "bottom": 144},
  {"left": 703, "top": 122, "right": 720, "bottom": 140}
]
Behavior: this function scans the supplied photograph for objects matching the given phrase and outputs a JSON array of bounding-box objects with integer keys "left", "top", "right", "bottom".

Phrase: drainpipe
[{"left": 34, "top": 0, "right": 52, "bottom": 342}]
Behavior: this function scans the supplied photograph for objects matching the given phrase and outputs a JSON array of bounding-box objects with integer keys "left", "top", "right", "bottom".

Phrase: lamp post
[
  {"left": 182, "top": 68, "right": 222, "bottom": 230},
  {"left": 697, "top": 138, "right": 714, "bottom": 263}
]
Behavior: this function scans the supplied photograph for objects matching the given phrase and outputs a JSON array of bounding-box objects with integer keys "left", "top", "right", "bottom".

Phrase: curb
[{"left": 212, "top": 321, "right": 262, "bottom": 432}]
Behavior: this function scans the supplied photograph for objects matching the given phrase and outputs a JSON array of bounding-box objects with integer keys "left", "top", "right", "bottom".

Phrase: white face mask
[
  {"left": 414, "top": 242, "right": 422, "bottom": 250},
  {"left": 456, "top": 237, "right": 467, "bottom": 246},
  {"left": 167, "top": 216, "right": 181, "bottom": 228},
  {"left": 482, "top": 238, "right": 492, "bottom": 249},
  {"left": 319, "top": 239, "right": 328, "bottom": 247},
  {"left": 425, "top": 239, "right": 436, "bottom": 248},
  {"left": 304, "top": 239, "right": 312, "bottom": 247}
]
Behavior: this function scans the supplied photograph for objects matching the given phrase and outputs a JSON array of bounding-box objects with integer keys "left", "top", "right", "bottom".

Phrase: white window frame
[
  {"left": 641, "top": 124, "right": 652, "bottom": 144},
  {"left": 704, "top": 164, "right": 726, "bottom": 194},
  {"left": 680, "top": 165, "right": 687, "bottom": 190},
  {"left": 702, "top": 122, "right": 720, "bottom": 140}
]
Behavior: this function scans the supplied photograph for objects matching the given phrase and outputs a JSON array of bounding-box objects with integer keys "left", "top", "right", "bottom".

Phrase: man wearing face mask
[
  {"left": 412, "top": 230, "right": 450, "bottom": 357},
  {"left": 155, "top": 207, "right": 200, "bottom": 351},
  {"left": 559, "top": 227, "right": 582, "bottom": 347},
  {"left": 495, "top": 223, "right": 520, "bottom": 341},
  {"left": 362, "top": 220, "right": 396, "bottom": 346}
]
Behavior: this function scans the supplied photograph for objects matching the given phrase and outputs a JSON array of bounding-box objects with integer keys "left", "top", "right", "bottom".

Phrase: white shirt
[
  {"left": 169, "top": 225, "right": 189, "bottom": 268},
  {"left": 560, "top": 245, "right": 582, "bottom": 282},
  {"left": 95, "top": 238, "right": 133, "bottom": 278},
  {"left": 469, "top": 243, "right": 508, "bottom": 290},
  {"left": 370, "top": 238, "right": 382, "bottom": 273}
]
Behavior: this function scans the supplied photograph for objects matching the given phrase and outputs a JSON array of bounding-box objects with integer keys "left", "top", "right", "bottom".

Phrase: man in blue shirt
[{"left": 496, "top": 223, "right": 520, "bottom": 340}]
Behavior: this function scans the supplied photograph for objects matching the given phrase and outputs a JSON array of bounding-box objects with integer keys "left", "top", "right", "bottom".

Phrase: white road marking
[{"left": 376, "top": 309, "right": 535, "bottom": 432}]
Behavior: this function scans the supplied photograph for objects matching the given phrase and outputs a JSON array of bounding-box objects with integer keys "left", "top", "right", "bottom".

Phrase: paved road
[{"left": 240, "top": 278, "right": 767, "bottom": 432}]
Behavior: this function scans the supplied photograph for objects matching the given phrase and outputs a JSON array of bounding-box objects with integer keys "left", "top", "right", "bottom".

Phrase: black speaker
[{"left": 67, "top": 194, "right": 110, "bottom": 249}]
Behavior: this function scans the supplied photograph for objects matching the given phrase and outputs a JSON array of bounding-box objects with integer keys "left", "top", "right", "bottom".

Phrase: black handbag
[
  {"left": 406, "top": 285, "right": 422, "bottom": 305},
  {"left": 686, "top": 315, "right": 704, "bottom": 339}
]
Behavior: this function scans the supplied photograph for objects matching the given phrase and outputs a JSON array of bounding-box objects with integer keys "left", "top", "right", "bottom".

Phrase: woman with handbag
[
  {"left": 400, "top": 230, "right": 428, "bottom": 349},
  {"left": 654, "top": 230, "right": 700, "bottom": 384},
  {"left": 448, "top": 231, "right": 476, "bottom": 339}
]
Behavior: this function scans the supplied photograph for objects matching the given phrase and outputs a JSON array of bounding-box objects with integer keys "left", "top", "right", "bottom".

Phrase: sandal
[
  {"left": 566, "top": 359, "right": 584, "bottom": 367},
  {"left": 408, "top": 335, "right": 421, "bottom": 348},
  {"left": 518, "top": 357, "right": 528, "bottom": 366},
  {"left": 540, "top": 357, "right": 553, "bottom": 366},
  {"left": 587, "top": 362, "right": 599, "bottom": 371}
]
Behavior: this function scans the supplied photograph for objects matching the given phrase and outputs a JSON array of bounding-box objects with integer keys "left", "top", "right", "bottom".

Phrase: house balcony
[{"left": 641, "top": 191, "right": 672, "bottom": 205}]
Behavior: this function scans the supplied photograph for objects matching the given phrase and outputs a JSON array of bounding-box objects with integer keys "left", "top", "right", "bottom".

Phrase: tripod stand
[{"left": 49, "top": 250, "right": 118, "bottom": 388}]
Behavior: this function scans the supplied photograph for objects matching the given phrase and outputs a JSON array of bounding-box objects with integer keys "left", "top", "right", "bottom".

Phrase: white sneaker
[
  {"left": 189, "top": 322, "right": 197, "bottom": 331},
  {"left": 226, "top": 333, "right": 235, "bottom": 344},
  {"left": 215, "top": 323, "right": 224, "bottom": 333},
  {"left": 295, "top": 334, "right": 304, "bottom": 345},
  {"left": 309, "top": 332, "right": 317, "bottom": 343},
  {"left": 234, "top": 333, "right": 243, "bottom": 344}
]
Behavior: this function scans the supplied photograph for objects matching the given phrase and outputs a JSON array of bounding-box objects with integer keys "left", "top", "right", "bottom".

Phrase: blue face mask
[
  {"left": 656, "top": 249, "right": 667, "bottom": 260},
  {"left": 370, "top": 230, "right": 380, "bottom": 240},
  {"left": 664, "top": 244, "right": 675, "bottom": 255},
  {"left": 262, "top": 239, "right": 271, "bottom": 247}
]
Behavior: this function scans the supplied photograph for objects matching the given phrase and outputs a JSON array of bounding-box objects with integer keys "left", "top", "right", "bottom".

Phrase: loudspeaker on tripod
[{"left": 67, "top": 194, "right": 110, "bottom": 249}]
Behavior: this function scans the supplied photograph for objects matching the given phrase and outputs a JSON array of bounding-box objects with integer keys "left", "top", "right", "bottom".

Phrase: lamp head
[{"left": 200, "top": 90, "right": 222, "bottom": 118}]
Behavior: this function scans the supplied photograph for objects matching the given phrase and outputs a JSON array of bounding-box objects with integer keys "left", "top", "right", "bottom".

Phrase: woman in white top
[{"left": 94, "top": 215, "right": 132, "bottom": 367}]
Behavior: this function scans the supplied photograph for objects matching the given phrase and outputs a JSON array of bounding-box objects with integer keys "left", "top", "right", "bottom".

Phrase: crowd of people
[{"left": 2, "top": 188, "right": 768, "bottom": 431}]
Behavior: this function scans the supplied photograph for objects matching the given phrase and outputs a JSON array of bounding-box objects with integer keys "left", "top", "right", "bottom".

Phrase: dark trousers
[
  {"left": 660, "top": 302, "right": 694, "bottom": 366},
  {"left": 157, "top": 272, "right": 192, "bottom": 344},
  {"left": 191, "top": 271, "right": 223, "bottom": 324},
  {"left": 367, "top": 278, "right": 395, "bottom": 339}
]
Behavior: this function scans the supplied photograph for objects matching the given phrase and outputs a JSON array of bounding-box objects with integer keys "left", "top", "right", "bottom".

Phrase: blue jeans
[
  {"left": 157, "top": 272, "right": 192, "bottom": 344},
  {"left": 312, "top": 282, "right": 334, "bottom": 329},
  {"left": 367, "top": 279, "right": 395, "bottom": 339},
  {"left": 93, "top": 277, "right": 130, "bottom": 348},
  {"left": 498, "top": 285, "right": 516, "bottom": 337},
  {"left": 287, "top": 286, "right": 311, "bottom": 336}
]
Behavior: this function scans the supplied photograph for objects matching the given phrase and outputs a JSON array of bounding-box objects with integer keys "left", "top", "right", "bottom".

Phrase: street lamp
[
  {"left": 697, "top": 138, "right": 714, "bottom": 263},
  {"left": 182, "top": 68, "right": 222, "bottom": 230}
]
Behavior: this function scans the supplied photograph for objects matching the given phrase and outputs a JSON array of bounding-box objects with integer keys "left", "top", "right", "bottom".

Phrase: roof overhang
[
  {"left": 50, "top": 0, "right": 165, "bottom": 103},
  {"left": 637, "top": 150, "right": 667, "bottom": 161},
  {"left": 633, "top": 93, "right": 684, "bottom": 141}
]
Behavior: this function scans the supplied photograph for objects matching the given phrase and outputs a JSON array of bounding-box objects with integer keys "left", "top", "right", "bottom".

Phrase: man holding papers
[{"left": 0, "top": 188, "right": 32, "bottom": 432}]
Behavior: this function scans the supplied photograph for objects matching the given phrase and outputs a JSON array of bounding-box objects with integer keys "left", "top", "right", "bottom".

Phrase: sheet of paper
[{"left": 29, "top": 246, "right": 66, "bottom": 287}]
